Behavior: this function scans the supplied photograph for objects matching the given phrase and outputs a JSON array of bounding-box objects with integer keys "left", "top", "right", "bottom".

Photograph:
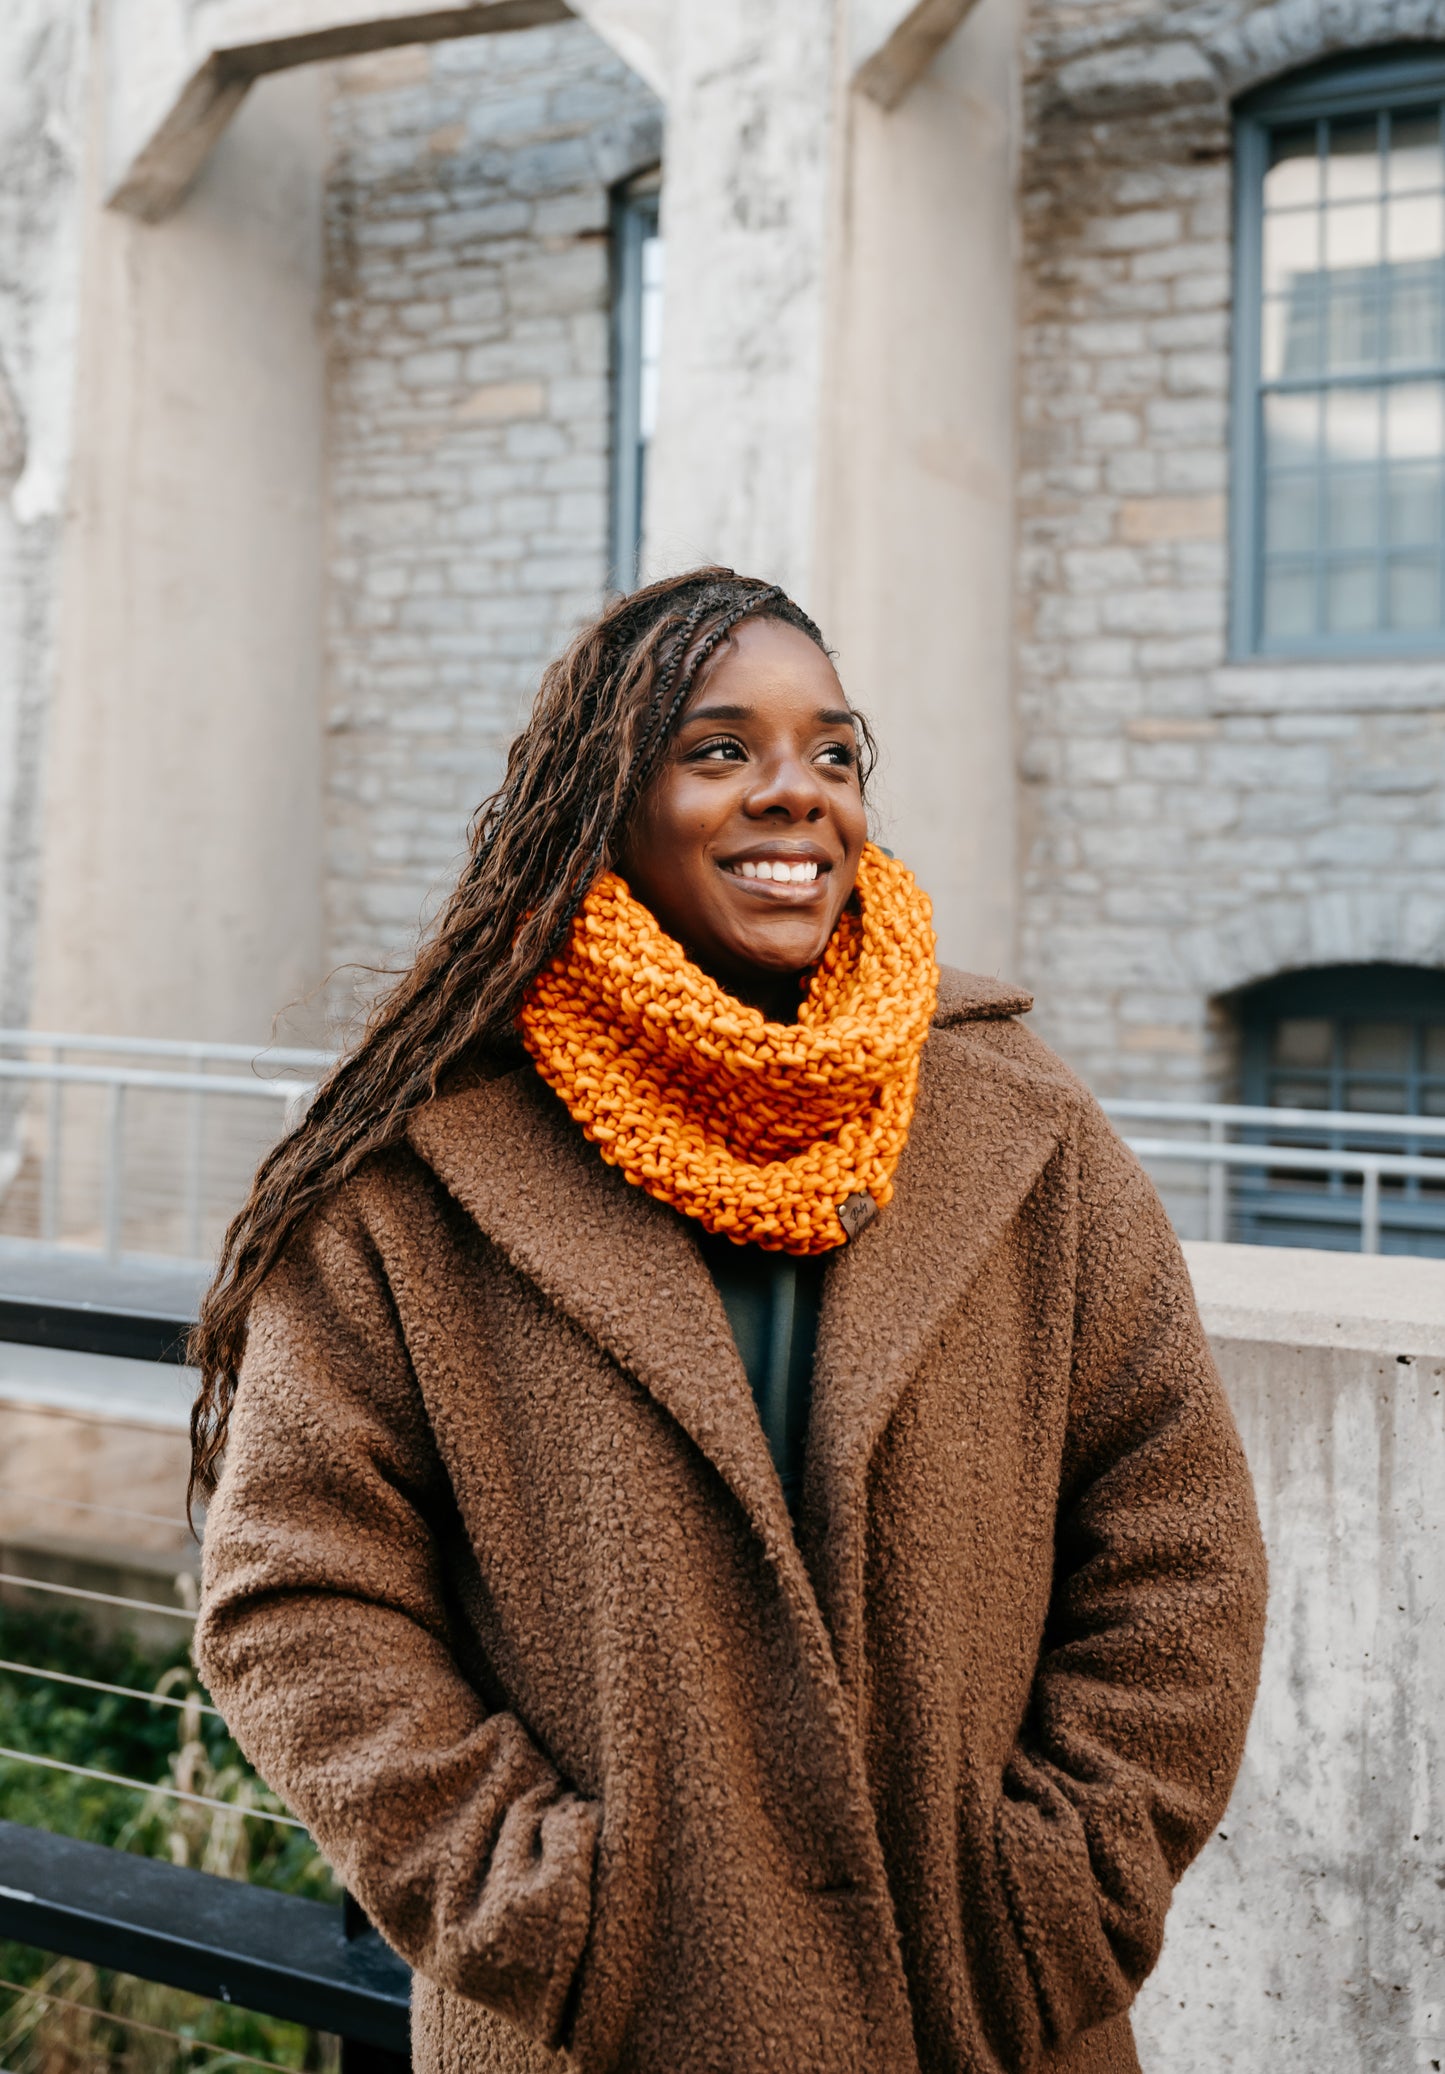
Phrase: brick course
[
  {"left": 323, "top": 26, "right": 660, "bottom": 1000},
  {"left": 1018, "top": 0, "right": 1445, "bottom": 1115}
]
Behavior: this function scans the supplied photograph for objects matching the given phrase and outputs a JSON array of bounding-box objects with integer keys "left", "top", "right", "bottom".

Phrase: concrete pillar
[
  {"left": 643, "top": 0, "right": 1021, "bottom": 976},
  {"left": 0, "top": 0, "right": 91, "bottom": 1040},
  {"left": 30, "top": 59, "right": 330, "bottom": 1045},
  {"left": 641, "top": 0, "right": 843, "bottom": 604},
  {"left": 820, "top": 0, "right": 1020, "bottom": 975}
]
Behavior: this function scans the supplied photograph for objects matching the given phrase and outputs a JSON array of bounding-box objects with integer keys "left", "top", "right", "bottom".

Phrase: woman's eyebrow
[{"left": 683, "top": 703, "right": 856, "bottom": 726}]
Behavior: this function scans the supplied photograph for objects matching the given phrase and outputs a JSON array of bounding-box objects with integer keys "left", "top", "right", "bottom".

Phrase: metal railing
[
  {"left": 0, "top": 1283, "right": 409, "bottom": 2070},
  {"left": 1103, "top": 1098, "right": 1445, "bottom": 1252},
  {"left": 4, "top": 1031, "right": 1444, "bottom": 1260},
  {"left": 0, "top": 1032, "right": 330, "bottom": 1264}
]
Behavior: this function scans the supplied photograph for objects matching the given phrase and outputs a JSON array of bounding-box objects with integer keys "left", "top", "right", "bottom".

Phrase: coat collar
[
  {"left": 408, "top": 1056, "right": 802, "bottom": 1571},
  {"left": 405, "top": 968, "right": 1066, "bottom": 1683}
]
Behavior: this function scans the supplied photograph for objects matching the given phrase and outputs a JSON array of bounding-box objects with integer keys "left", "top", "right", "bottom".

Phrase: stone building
[
  {"left": 3, "top": 0, "right": 1444, "bottom": 1251},
  {"left": 1, "top": 11, "right": 1443, "bottom": 2068}
]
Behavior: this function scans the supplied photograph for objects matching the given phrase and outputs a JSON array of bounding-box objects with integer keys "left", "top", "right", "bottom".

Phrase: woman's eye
[
  {"left": 817, "top": 741, "right": 856, "bottom": 768},
  {"left": 692, "top": 737, "right": 747, "bottom": 762}
]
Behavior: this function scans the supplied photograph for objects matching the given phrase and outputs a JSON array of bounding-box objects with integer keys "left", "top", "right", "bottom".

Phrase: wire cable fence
[
  {"left": 0, "top": 1659, "right": 224, "bottom": 1720},
  {"left": 0, "top": 1973, "right": 299, "bottom": 2074},
  {"left": 0, "top": 1033, "right": 329, "bottom": 1267},
  {"left": 0, "top": 1238, "right": 400, "bottom": 2070}
]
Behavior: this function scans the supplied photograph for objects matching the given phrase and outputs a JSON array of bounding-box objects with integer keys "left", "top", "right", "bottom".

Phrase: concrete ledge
[
  {"left": 1137, "top": 1236, "right": 1444, "bottom": 2071},
  {"left": 1183, "top": 1236, "right": 1445, "bottom": 1357}
]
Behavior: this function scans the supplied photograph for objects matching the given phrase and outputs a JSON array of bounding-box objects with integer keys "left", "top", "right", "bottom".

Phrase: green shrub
[{"left": 0, "top": 1600, "right": 345, "bottom": 2074}]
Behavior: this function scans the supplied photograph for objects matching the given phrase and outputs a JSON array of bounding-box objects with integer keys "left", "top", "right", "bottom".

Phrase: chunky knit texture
[
  {"left": 195, "top": 970, "right": 1268, "bottom": 2074},
  {"left": 517, "top": 844, "right": 939, "bottom": 1253}
]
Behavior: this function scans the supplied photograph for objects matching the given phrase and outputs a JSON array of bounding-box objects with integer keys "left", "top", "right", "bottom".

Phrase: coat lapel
[
  {"left": 407, "top": 1065, "right": 799, "bottom": 1567},
  {"left": 801, "top": 1000, "right": 1074, "bottom": 1702}
]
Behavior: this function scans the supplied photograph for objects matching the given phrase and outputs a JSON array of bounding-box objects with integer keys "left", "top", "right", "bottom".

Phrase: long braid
[{"left": 187, "top": 568, "right": 867, "bottom": 1513}]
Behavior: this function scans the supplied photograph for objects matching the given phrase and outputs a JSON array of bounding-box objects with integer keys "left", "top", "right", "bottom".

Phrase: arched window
[
  {"left": 609, "top": 168, "right": 662, "bottom": 591},
  {"left": 1231, "top": 963, "right": 1445, "bottom": 1253},
  {"left": 1232, "top": 47, "right": 1445, "bottom": 654}
]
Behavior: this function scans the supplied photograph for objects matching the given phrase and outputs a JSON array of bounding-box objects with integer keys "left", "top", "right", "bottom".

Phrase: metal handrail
[
  {"left": 0, "top": 1030, "right": 333, "bottom": 1069},
  {"left": 1104, "top": 1097, "right": 1445, "bottom": 1140},
  {"left": 0, "top": 1060, "right": 314, "bottom": 1101},
  {"left": 0, "top": 1053, "right": 321, "bottom": 1262},
  {"left": 1120, "top": 1134, "right": 1445, "bottom": 1252}
]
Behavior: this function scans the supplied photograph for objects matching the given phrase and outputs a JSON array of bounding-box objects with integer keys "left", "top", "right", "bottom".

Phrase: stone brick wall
[
  {"left": 1017, "top": 0, "right": 1445, "bottom": 1106},
  {"left": 322, "top": 25, "right": 660, "bottom": 1001}
]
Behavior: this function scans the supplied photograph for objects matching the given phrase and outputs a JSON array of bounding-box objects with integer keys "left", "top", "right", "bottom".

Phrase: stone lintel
[
  {"left": 107, "top": 0, "right": 575, "bottom": 223},
  {"left": 853, "top": 0, "right": 982, "bottom": 110}
]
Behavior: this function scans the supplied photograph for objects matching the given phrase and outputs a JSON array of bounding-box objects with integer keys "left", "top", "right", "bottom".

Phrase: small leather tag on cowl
[{"left": 838, "top": 1192, "right": 878, "bottom": 1241}]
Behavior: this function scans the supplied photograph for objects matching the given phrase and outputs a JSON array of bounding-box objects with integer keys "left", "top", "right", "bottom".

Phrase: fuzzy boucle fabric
[{"left": 196, "top": 970, "right": 1267, "bottom": 2074}]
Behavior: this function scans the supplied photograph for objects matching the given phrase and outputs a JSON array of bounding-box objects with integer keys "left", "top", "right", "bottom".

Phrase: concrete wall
[
  {"left": 821, "top": 0, "right": 1020, "bottom": 975},
  {"left": 28, "top": 60, "right": 331, "bottom": 1047},
  {"left": 322, "top": 24, "right": 659, "bottom": 992},
  {"left": 0, "top": 0, "right": 90, "bottom": 1054},
  {"left": 1016, "top": 0, "right": 1445, "bottom": 1093},
  {"left": 1136, "top": 1239, "right": 1445, "bottom": 2072}
]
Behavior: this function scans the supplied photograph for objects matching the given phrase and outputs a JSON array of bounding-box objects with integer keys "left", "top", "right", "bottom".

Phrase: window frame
[
  {"left": 608, "top": 169, "right": 661, "bottom": 594},
  {"left": 1231, "top": 962, "right": 1445, "bottom": 1253},
  {"left": 1230, "top": 44, "right": 1445, "bottom": 658}
]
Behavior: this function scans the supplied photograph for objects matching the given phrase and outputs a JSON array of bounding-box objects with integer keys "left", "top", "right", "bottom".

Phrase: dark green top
[{"left": 693, "top": 1228, "right": 825, "bottom": 1514}]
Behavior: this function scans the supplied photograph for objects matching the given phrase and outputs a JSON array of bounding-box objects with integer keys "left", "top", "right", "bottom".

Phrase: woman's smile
[
  {"left": 717, "top": 844, "right": 829, "bottom": 892},
  {"left": 618, "top": 618, "right": 867, "bottom": 1019}
]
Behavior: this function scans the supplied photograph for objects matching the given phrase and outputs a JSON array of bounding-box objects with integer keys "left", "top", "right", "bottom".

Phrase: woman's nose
[{"left": 744, "top": 754, "right": 826, "bottom": 819}]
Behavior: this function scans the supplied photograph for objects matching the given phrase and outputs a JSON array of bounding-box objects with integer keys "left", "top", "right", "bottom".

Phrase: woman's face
[{"left": 619, "top": 618, "right": 869, "bottom": 1014}]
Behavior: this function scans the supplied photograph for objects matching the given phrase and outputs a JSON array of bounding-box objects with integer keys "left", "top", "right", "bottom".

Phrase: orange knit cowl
[{"left": 517, "top": 844, "right": 939, "bottom": 1253}]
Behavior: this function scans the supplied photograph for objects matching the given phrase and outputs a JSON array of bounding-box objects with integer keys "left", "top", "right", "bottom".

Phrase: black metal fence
[{"left": 0, "top": 1259, "right": 411, "bottom": 2071}]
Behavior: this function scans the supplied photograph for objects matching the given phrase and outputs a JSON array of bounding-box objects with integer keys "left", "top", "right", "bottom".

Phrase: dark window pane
[
  {"left": 1345, "top": 1021, "right": 1411, "bottom": 1072},
  {"left": 1387, "top": 554, "right": 1440, "bottom": 628},
  {"left": 1263, "top": 562, "right": 1316, "bottom": 637},
  {"left": 1422, "top": 1086, "right": 1445, "bottom": 1115},
  {"left": 1423, "top": 1026, "right": 1445, "bottom": 1073},
  {"left": 1327, "top": 116, "right": 1383, "bottom": 200},
  {"left": 1326, "top": 275, "right": 1383, "bottom": 371},
  {"left": 1388, "top": 108, "right": 1443, "bottom": 192},
  {"left": 1387, "top": 461, "right": 1442, "bottom": 543},
  {"left": 1326, "top": 468, "right": 1379, "bottom": 548},
  {"left": 1325, "top": 557, "right": 1378, "bottom": 631},
  {"left": 1270, "top": 1078, "right": 1332, "bottom": 1109},
  {"left": 1272, "top": 1017, "right": 1334, "bottom": 1068},
  {"left": 1385, "top": 257, "right": 1443, "bottom": 364},
  {"left": 1267, "top": 123, "right": 1321, "bottom": 209},
  {"left": 1265, "top": 289, "right": 1323, "bottom": 379},
  {"left": 1266, "top": 474, "right": 1318, "bottom": 551},
  {"left": 1343, "top": 1079, "right": 1409, "bottom": 1111}
]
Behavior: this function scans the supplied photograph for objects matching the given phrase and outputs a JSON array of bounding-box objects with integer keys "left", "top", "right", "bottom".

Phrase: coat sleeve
[
  {"left": 985, "top": 1107, "right": 1268, "bottom": 2070},
  {"left": 194, "top": 1195, "right": 598, "bottom": 2049}
]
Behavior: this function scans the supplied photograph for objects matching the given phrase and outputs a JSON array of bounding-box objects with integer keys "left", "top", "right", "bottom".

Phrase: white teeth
[{"left": 731, "top": 858, "right": 819, "bottom": 882}]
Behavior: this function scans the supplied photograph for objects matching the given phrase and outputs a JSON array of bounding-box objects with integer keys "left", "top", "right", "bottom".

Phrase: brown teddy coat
[{"left": 195, "top": 969, "right": 1267, "bottom": 2074}]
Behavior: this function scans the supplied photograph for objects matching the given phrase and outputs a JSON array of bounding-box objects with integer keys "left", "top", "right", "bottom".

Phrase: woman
[{"left": 192, "top": 568, "right": 1267, "bottom": 2074}]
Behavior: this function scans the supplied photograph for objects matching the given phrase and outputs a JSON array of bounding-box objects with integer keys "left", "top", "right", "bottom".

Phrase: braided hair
[{"left": 188, "top": 567, "right": 872, "bottom": 1509}]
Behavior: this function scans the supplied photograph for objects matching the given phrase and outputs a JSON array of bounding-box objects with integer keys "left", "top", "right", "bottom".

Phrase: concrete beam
[
  {"left": 851, "top": 0, "right": 982, "bottom": 110},
  {"left": 107, "top": 0, "right": 578, "bottom": 222}
]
